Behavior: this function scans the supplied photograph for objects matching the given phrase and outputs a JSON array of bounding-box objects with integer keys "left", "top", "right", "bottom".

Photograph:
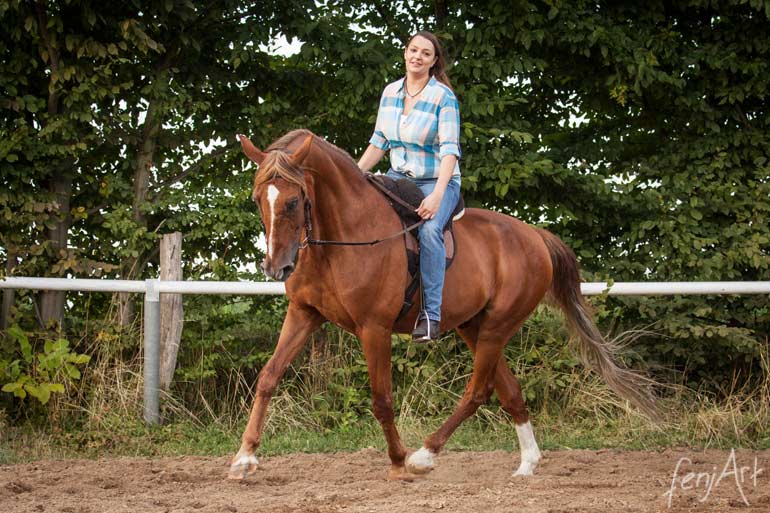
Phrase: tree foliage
[{"left": 1, "top": 0, "right": 769, "bottom": 415}]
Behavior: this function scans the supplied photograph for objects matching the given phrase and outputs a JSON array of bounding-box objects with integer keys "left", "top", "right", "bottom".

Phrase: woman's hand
[{"left": 416, "top": 190, "right": 444, "bottom": 219}]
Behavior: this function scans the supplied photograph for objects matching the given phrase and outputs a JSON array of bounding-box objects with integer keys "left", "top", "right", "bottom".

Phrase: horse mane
[
  {"left": 255, "top": 129, "right": 364, "bottom": 194},
  {"left": 253, "top": 150, "right": 307, "bottom": 195}
]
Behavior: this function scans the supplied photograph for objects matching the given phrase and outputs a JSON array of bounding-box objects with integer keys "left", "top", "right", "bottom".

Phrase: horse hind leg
[
  {"left": 467, "top": 322, "right": 542, "bottom": 476},
  {"left": 485, "top": 346, "right": 542, "bottom": 475},
  {"left": 406, "top": 319, "right": 509, "bottom": 474},
  {"left": 407, "top": 318, "right": 542, "bottom": 476}
]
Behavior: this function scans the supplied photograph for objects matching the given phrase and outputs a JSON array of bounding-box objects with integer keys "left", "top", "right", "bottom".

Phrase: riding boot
[{"left": 412, "top": 311, "right": 440, "bottom": 343}]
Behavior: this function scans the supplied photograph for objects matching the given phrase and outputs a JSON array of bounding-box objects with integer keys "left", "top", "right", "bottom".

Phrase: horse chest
[{"left": 290, "top": 253, "right": 404, "bottom": 332}]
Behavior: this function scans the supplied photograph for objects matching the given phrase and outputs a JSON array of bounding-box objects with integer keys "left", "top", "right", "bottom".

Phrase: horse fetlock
[
  {"left": 406, "top": 447, "right": 436, "bottom": 474},
  {"left": 513, "top": 445, "right": 541, "bottom": 476}
]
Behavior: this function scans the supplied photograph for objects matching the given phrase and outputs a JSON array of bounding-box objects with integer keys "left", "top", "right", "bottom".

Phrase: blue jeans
[{"left": 387, "top": 170, "right": 461, "bottom": 322}]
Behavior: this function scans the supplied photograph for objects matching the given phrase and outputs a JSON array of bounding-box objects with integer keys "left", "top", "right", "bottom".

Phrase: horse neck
[{"left": 305, "top": 148, "right": 390, "bottom": 240}]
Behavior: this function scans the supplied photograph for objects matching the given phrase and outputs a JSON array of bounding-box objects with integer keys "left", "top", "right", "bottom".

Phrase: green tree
[
  {"left": 1, "top": 0, "right": 317, "bottom": 327},
  {"left": 520, "top": 0, "right": 770, "bottom": 380},
  {"left": 1, "top": 0, "right": 134, "bottom": 327},
  {"left": 2, "top": 0, "right": 768, "bottom": 399}
]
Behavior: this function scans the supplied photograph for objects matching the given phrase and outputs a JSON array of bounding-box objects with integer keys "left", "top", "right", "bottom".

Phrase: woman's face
[{"left": 404, "top": 35, "right": 437, "bottom": 77}]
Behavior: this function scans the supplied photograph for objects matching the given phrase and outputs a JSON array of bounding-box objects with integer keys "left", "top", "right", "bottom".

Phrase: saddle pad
[{"left": 398, "top": 222, "right": 457, "bottom": 321}]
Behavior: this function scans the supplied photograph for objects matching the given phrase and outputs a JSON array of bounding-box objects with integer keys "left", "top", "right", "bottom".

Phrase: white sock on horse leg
[
  {"left": 513, "top": 421, "right": 541, "bottom": 476},
  {"left": 406, "top": 446, "right": 436, "bottom": 472}
]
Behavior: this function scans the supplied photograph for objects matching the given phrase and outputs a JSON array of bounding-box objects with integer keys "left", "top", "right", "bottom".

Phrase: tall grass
[{"left": 2, "top": 307, "right": 769, "bottom": 463}]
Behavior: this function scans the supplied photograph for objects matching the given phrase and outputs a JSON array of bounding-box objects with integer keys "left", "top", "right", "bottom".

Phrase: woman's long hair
[{"left": 408, "top": 31, "right": 452, "bottom": 90}]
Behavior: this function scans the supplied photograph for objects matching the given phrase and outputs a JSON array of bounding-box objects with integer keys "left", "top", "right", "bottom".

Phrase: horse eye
[{"left": 285, "top": 197, "right": 299, "bottom": 213}]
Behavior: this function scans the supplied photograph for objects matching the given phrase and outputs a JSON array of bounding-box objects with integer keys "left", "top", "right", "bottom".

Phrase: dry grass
[
  {"left": 255, "top": 330, "right": 770, "bottom": 450},
  {"left": 3, "top": 324, "right": 768, "bottom": 463}
]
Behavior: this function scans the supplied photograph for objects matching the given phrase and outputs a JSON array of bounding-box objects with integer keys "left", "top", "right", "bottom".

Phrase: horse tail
[{"left": 537, "top": 229, "right": 659, "bottom": 419}]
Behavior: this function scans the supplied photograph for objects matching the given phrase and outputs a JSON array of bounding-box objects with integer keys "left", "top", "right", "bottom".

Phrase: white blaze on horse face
[
  {"left": 513, "top": 421, "right": 541, "bottom": 476},
  {"left": 266, "top": 185, "right": 280, "bottom": 261}
]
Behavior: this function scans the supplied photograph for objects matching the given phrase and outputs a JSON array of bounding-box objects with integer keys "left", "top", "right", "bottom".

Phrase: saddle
[{"left": 366, "top": 174, "right": 465, "bottom": 321}]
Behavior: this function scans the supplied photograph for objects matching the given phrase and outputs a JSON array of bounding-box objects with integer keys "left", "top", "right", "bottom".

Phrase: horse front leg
[
  {"left": 228, "top": 304, "right": 323, "bottom": 480},
  {"left": 358, "top": 325, "right": 413, "bottom": 481}
]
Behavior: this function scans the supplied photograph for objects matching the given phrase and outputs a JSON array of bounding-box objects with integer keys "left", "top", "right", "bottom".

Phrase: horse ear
[
  {"left": 290, "top": 135, "right": 313, "bottom": 166},
  {"left": 238, "top": 134, "right": 266, "bottom": 165}
]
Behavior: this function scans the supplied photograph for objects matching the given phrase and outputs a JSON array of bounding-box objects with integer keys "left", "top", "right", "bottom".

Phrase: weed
[{"left": 2, "top": 308, "right": 768, "bottom": 463}]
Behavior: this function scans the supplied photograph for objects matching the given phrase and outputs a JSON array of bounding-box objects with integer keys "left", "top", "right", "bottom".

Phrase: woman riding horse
[
  {"left": 229, "top": 128, "right": 657, "bottom": 481},
  {"left": 357, "top": 31, "right": 460, "bottom": 343}
]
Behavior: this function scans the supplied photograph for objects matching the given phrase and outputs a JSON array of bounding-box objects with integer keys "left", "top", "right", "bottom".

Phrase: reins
[{"left": 300, "top": 173, "right": 424, "bottom": 248}]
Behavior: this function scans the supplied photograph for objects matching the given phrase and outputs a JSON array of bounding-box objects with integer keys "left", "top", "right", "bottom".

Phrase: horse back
[{"left": 395, "top": 208, "right": 554, "bottom": 333}]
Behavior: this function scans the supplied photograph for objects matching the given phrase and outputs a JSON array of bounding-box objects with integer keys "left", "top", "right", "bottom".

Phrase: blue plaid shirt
[{"left": 369, "top": 76, "right": 461, "bottom": 181}]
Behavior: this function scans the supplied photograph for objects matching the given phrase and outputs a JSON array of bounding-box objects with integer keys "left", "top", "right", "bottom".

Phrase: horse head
[{"left": 238, "top": 134, "right": 313, "bottom": 281}]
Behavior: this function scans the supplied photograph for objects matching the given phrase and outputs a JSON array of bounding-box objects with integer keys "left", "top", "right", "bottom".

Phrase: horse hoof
[
  {"left": 227, "top": 454, "right": 259, "bottom": 480},
  {"left": 388, "top": 465, "right": 418, "bottom": 482},
  {"left": 513, "top": 460, "right": 538, "bottom": 477},
  {"left": 405, "top": 447, "right": 435, "bottom": 474}
]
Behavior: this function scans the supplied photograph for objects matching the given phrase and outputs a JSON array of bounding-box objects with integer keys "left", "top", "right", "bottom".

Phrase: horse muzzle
[
  {"left": 261, "top": 257, "right": 296, "bottom": 281},
  {"left": 260, "top": 260, "right": 294, "bottom": 281}
]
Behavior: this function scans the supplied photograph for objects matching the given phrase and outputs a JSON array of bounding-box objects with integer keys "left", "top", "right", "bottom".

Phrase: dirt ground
[{"left": 2, "top": 448, "right": 769, "bottom": 513}]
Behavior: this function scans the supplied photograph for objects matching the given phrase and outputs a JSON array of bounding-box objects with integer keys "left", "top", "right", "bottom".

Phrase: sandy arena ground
[{"left": 2, "top": 448, "right": 769, "bottom": 512}]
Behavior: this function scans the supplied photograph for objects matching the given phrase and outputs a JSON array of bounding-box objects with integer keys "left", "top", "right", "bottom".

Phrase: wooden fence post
[
  {"left": 159, "top": 232, "right": 183, "bottom": 391},
  {"left": 1, "top": 252, "right": 17, "bottom": 329}
]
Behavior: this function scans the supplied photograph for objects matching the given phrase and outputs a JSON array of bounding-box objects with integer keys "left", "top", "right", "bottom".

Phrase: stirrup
[{"left": 412, "top": 312, "right": 440, "bottom": 343}]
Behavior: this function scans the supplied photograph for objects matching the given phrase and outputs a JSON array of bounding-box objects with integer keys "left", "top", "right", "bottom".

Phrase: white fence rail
[
  {"left": 0, "top": 277, "right": 287, "bottom": 295},
  {"left": 5, "top": 277, "right": 770, "bottom": 296},
  {"left": 2, "top": 277, "right": 769, "bottom": 424}
]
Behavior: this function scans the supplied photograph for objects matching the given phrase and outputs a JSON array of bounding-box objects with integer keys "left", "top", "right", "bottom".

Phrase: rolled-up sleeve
[
  {"left": 438, "top": 93, "right": 461, "bottom": 160},
  {"left": 369, "top": 93, "right": 391, "bottom": 151}
]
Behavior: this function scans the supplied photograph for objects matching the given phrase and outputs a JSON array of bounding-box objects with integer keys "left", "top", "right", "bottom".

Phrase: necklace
[{"left": 404, "top": 77, "right": 429, "bottom": 98}]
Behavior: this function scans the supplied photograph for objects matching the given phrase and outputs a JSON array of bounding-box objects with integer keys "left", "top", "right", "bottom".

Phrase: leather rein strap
[
  {"left": 364, "top": 173, "right": 423, "bottom": 213},
  {"left": 301, "top": 173, "right": 423, "bottom": 248}
]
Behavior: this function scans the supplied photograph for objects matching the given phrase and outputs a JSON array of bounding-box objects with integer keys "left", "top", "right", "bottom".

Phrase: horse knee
[{"left": 371, "top": 394, "right": 394, "bottom": 424}]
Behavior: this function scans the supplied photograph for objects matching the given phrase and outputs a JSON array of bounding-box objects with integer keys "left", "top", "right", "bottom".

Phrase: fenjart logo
[{"left": 663, "top": 449, "right": 764, "bottom": 508}]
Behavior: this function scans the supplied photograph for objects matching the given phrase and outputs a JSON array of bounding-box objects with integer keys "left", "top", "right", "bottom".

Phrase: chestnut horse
[{"left": 228, "top": 129, "right": 656, "bottom": 481}]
